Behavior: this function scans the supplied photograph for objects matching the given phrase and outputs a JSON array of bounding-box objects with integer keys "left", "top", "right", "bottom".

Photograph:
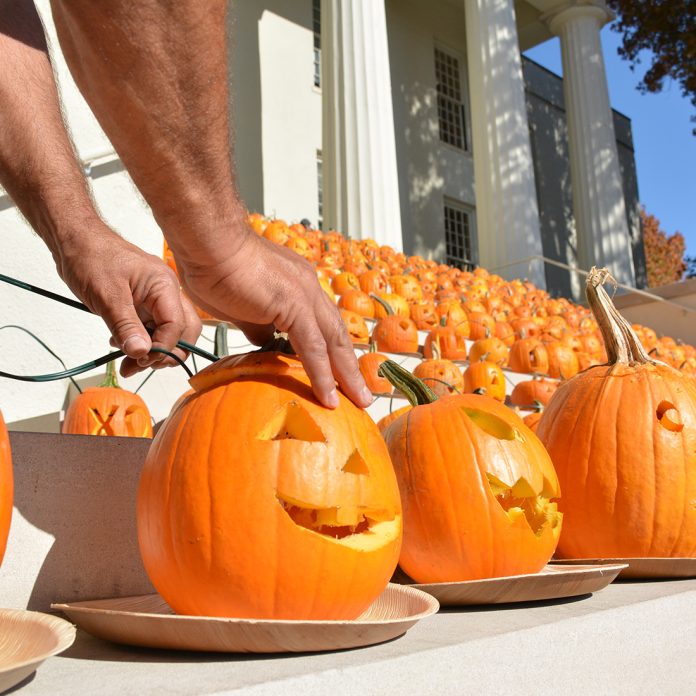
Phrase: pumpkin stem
[
  {"left": 370, "top": 293, "right": 394, "bottom": 316},
  {"left": 431, "top": 338, "right": 442, "bottom": 361},
  {"left": 259, "top": 334, "right": 296, "bottom": 355},
  {"left": 586, "top": 268, "right": 653, "bottom": 366},
  {"left": 100, "top": 360, "right": 120, "bottom": 389},
  {"left": 378, "top": 360, "right": 439, "bottom": 406},
  {"left": 214, "top": 322, "right": 229, "bottom": 358}
]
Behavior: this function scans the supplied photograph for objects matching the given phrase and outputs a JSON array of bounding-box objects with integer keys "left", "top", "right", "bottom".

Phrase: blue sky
[{"left": 524, "top": 26, "right": 696, "bottom": 257}]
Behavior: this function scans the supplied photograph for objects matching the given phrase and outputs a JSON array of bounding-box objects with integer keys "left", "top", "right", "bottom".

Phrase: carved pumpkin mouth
[{"left": 276, "top": 493, "right": 399, "bottom": 547}]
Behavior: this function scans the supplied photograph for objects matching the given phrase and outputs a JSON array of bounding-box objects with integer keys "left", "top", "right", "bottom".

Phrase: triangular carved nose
[{"left": 342, "top": 449, "right": 369, "bottom": 475}]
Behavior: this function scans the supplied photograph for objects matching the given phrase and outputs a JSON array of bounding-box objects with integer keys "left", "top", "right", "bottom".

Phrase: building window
[
  {"left": 444, "top": 200, "right": 476, "bottom": 269},
  {"left": 316, "top": 150, "right": 323, "bottom": 229},
  {"left": 435, "top": 47, "right": 468, "bottom": 151},
  {"left": 313, "top": 0, "right": 321, "bottom": 88}
]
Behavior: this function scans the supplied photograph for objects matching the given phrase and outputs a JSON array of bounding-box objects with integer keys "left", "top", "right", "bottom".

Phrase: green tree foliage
[
  {"left": 606, "top": 0, "right": 695, "bottom": 131},
  {"left": 641, "top": 208, "right": 686, "bottom": 287}
]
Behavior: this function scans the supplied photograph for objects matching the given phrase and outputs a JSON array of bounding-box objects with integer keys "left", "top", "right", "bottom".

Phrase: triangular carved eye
[
  {"left": 342, "top": 449, "right": 369, "bottom": 475},
  {"left": 89, "top": 405, "right": 118, "bottom": 436},
  {"left": 256, "top": 401, "right": 326, "bottom": 442}
]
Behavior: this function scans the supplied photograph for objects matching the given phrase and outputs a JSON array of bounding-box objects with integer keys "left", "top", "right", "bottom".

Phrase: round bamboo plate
[
  {"left": 403, "top": 563, "right": 627, "bottom": 606},
  {"left": 52, "top": 583, "right": 439, "bottom": 654},
  {"left": 0, "top": 609, "right": 76, "bottom": 693},
  {"left": 551, "top": 558, "right": 696, "bottom": 580}
]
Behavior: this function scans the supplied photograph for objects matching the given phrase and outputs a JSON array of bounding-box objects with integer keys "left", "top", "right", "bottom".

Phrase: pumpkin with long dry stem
[
  {"left": 378, "top": 360, "right": 562, "bottom": 582},
  {"left": 62, "top": 362, "right": 153, "bottom": 438},
  {"left": 537, "top": 268, "right": 696, "bottom": 559},
  {"left": 138, "top": 348, "right": 403, "bottom": 619},
  {"left": 0, "top": 411, "right": 13, "bottom": 566}
]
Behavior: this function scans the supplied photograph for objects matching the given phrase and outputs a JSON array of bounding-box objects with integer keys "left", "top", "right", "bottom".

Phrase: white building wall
[{"left": 386, "top": 0, "right": 475, "bottom": 261}]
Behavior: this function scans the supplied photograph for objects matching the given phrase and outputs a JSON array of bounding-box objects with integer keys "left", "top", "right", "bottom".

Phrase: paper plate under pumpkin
[
  {"left": 400, "top": 563, "right": 626, "bottom": 606},
  {"left": 0, "top": 609, "right": 75, "bottom": 694},
  {"left": 138, "top": 344, "right": 403, "bottom": 620},
  {"left": 52, "top": 584, "right": 438, "bottom": 654}
]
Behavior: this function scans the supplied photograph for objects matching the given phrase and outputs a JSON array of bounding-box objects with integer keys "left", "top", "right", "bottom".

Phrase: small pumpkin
[
  {"left": 371, "top": 296, "right": 420, "bottom": 354},
  {"left": 338, "top": 290, "right": 375, "bottom": 318},
  {"left": 413, "top": 342, "right": 464, "bottom": 397},
  {"left": 510, "top": 378, "right": 559, "bottom": 408},
  {"left": 359, "top": 343, "right": 392, "bottom": 394},
  {"left": 340, "top": 309, "right": 370, "bottom": 344},
  {"left": 378, "top": 361, "right": 561, "bottom": 583},
  {"left": 0, "top": 411, "right": 13, "bottom": 566},
  {"left": 508, "top": 338, "right": 549, "bottom": 375},
  {"left": 468, "top": 334, "right": 509, "bottom": 367},
  {"left": 537, "top": 268, "right": 696, "bottom": 559},
  {"left": 62, "top": 362, "right": 153, "bottom": 438},
  {"left": 423, "top": 318, "right": 468, "bottom": 361},
  {"left": 463, "top": 360, "right": 506, "bottom": 402}
]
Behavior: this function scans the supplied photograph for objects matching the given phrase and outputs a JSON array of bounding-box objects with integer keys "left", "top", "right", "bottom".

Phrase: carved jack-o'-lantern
[
  {"left": 0, "top": 411, "right": 13, "bottom": 566},
  {"left": 138, "top": 348, "right": 403, "bottom": 619},
  {"left": 379, "top": 361, "right": 562, "bottom": 583},
  {"left": 62, "top": 362, "right": 153, "bottom": 438}
]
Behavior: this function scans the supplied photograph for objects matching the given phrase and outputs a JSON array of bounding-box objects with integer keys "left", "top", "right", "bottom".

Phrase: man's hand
[
  {"left": 58, "top": 228, "right": 202, "bottom": 378},
  {"left": 177, "top": 232, "right": 372, "bottom": 409}
]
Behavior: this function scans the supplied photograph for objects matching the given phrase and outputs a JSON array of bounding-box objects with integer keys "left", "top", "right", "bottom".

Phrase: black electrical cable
[{"left": 0, "top": 272, "right": 219, "bottom": 363}]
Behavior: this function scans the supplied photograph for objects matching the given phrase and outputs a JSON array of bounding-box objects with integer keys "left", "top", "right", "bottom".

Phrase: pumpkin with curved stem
[
  {"left": 463, "top": 360, "right": 506, "bottom": 402},
  {"left": 413, "top": 342, "right": 464, "bottom": 397},
  {"left": 371, "top": 296, "right": 420, "bottom": 354},
  {"left": 359, "top": 343, "right": 392, "bottom": 394},
  {"left": 0, "top": 411, "right": 13, "bottom": 566},
  {"left": 139, "top": 348, "right": 403, "bottom": 619},
  {"left": 62, "top": 362, "right": 153, "bottom": 438},
  {"left": 537, "top": 268, "right": 696, "bottom": 559},
  {"left": 378, "top": 360, "right": 561, "bottom": 582}
]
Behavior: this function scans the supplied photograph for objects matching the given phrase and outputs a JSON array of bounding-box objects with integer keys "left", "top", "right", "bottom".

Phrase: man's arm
[
  {"left": 49, "top": 0, "right": 371, "bottom": 409},
  {"left": 0, "top": 0, "right": 201, "bottom": 376}
]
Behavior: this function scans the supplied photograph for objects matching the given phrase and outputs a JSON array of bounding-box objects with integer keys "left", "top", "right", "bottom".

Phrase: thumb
[{"left": 101, "top": 302, "right": 152, "bottom": 359}]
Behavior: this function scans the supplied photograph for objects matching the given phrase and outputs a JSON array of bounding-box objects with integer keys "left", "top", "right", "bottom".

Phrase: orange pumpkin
[
  {"left": 339, "top": 290, "right": 375, "bottom": 318},
  {"left": 372, "top": 297, "right": 420, "bottom": 353},
  {"left": 545, "top": 342, "right": 580, "bottom": 380},
  {"left": 463, "top": 361, "right": 506, "bottom": 402},
  {"left": 359, "top": 344, "right": 392, "bottom": 394},
  {"left": 468, "top": 335, "right": 509, "bottom": 367},
  {"left": 340, "top": 309, "right": 370, "bottom": 344},
  {"left": 510, "top": 378, "right": 559, "bottom": 408},
  {"left": 0, "top": 411, "right": 13, "bottom": 566},
  {"left": 62, "top": 362, "right": 153, "bottom": 438},
  {"left": 423, "top": 319, "right": 468, "bottom": 361},
  {"left": 372, "top": 292, "right": 409, "bottom": 319},
  {"left": 138, "top": 349, "right": 403, "bottom": 619},
  {"left": 537, "top": 269, "right": 696, "bottom": 559},
  {"left": 359, "top": 269, "right": 388, "bottom": 295},
  {"left": 378, "top": 361, "right": 561, "bottom": 582},
  {"left": 508, "top": 338, "right": 549, "bottom": 375},
  {"left": 467, "top": 312, "right": 496, "bottom": 341},
  {"left": 409, "top": 301, "right": 439, "bottom": 330},
  {"left": 413, "top": 342, "right": 464, "bottom": 397}
]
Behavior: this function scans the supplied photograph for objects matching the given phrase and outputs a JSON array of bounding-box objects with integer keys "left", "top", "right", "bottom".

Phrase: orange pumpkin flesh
[
  {"left": 62, "top": 362, "right": 153, "bottom": 438},
  {"left": 138, "top": 350, "right": 402, "bottom": 619},
  {"left": 0, "top": 411, "right": 13, "bottom": 566},
  {"left": 537, "top": 268, "right": 696, "bottom": 559},
  {"left": 379, "top": 361, "right": 561, "bottom": 583}
]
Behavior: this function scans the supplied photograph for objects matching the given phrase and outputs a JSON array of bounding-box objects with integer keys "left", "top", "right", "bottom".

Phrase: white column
[
  {"left": 464, "top": 0, "right": 546, "bottom": 288},
  {"left": 544, "top": 1, "right": 635, "bottom": 286},
  {"left": 321, "top": 0, "right": 403, "bottom": 249}
]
